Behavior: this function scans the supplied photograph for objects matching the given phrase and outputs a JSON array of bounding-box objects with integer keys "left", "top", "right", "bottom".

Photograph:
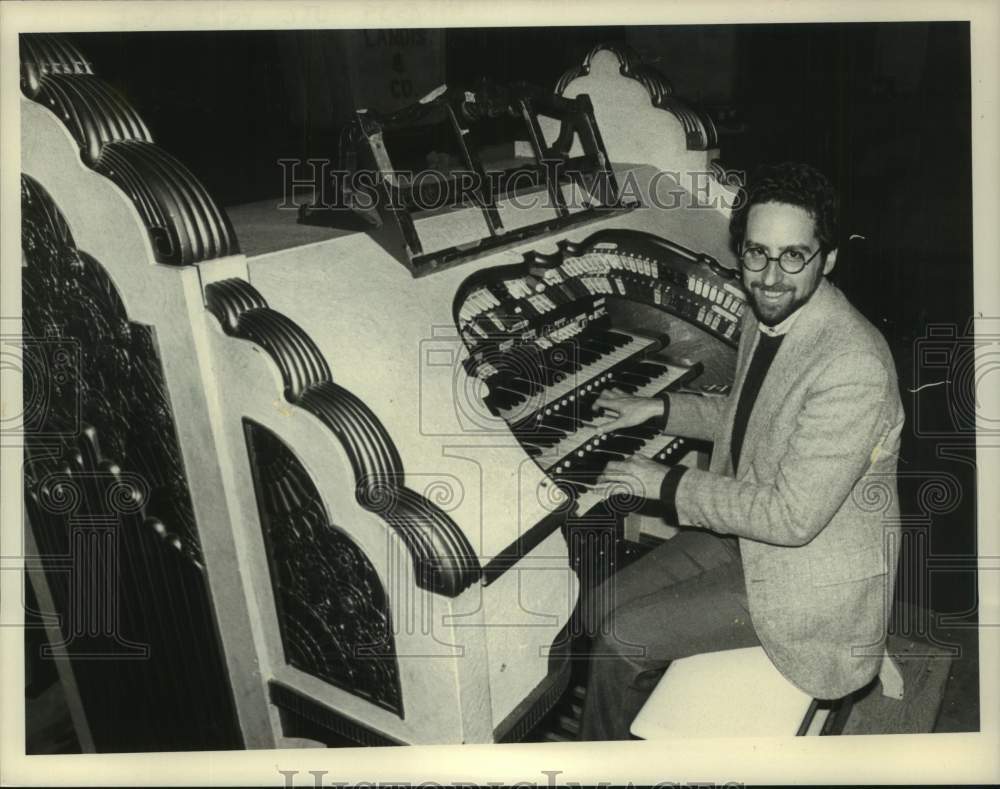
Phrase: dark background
[{"left": 61, "top": 23, "right": 976, "bottom": 622}]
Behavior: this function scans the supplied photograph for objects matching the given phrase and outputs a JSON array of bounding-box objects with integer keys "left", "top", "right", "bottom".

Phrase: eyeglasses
[{"left": 740, "top": 245, "right": 823, "bottom": 275}]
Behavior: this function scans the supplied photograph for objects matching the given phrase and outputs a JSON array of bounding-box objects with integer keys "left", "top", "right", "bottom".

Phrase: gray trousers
[{"left": 578, "top": 529, "right": 760, "bottom": 741}]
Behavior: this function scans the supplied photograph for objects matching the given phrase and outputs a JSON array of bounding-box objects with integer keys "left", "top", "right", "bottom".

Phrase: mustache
[{"left": 751, "top": 284, "right": 793, "bottom": 293}]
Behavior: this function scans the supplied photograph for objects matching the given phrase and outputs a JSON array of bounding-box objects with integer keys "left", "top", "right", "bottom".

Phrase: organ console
[
  {"left": 19, "top": 36, "right": 744, "bottom": 750},
  {"left": 452, "top": 228, "right": 747, "bottom": 518}
]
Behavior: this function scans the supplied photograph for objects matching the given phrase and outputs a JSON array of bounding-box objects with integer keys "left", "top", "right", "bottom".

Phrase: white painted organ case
[{"left": 19, "top": 37, "right": 746, "bottom": 749}]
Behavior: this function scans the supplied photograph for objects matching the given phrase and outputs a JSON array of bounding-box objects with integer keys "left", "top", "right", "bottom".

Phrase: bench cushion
[{"left": 630, "top": 646, "right": 819, "bottom": 738}]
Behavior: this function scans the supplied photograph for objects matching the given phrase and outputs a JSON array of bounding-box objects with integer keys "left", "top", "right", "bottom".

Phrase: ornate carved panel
[
  {"left": 21, "top": 174, "right": 242, "bottom": 751},
  {"left": 244, "top": 420, "right": 403, "bottom": 716},
  {"left": 205, "top": 277, "right": 481, "bottom": 597}
]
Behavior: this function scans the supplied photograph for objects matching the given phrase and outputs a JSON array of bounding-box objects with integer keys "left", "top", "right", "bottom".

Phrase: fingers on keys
[
  {"left": 595, "top": 461, "right": 629, "bottom": 486},
  {"left": 594, "top": 388, "right": 628, "bottom": 408}
]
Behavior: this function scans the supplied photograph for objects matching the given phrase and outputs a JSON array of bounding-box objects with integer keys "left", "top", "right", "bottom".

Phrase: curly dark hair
[{"left": 728, "top": 162, "right": 839, "bottom": 254}]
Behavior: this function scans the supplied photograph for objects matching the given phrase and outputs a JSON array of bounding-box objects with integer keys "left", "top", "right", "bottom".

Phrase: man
[{"left": 579, "top": 162, "right": 904, "bottom": 741}]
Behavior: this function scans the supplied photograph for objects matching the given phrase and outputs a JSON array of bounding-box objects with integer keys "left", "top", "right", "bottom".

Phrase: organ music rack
[
  {"left": 300, "top": 78, "right": 638, "bottom": 275},
  {"left": 19, "top": 36, "right": 743, "bottom": 750}
]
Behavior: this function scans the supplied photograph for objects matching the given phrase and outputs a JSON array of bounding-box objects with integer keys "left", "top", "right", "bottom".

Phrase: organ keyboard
[
  {"left": 453, "top": 228, "right": 746, "bottom": 516},
  {"left": 19, "top": 36, "right": 745, "bottom": 751}
]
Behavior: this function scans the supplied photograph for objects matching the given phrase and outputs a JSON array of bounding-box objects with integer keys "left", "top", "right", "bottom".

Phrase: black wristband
[
  {"left": 652, "top": 394, "right": 671, "bottom": 432},
  {"left": 660, "top": 465, "right": 687, "bottom": 525}
]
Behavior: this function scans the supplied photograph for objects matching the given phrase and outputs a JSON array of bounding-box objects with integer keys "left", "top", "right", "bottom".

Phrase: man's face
[{"left": 740, "top": 201, "right": 836, "bottom": 326}]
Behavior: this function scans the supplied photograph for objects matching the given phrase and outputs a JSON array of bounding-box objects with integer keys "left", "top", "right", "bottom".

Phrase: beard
[{"left": 748, "top": 283, "right": 808, "bottom": 326}]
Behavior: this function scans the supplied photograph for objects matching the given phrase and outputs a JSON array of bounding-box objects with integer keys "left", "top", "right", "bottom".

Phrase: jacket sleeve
[
  {"left": 663, "top": 391, "right": 731, "bottom": 442},
  {"left": 670, "top": 351, "right": 893, "bottom": 546}
]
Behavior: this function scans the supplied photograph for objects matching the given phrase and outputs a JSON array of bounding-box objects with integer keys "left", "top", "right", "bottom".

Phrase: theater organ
[
  {"left": 19, "top": 37, "right": 745, "bottom": 749},
  {"left": 453, "top": 229, "right": 746, "bottom": 518}
]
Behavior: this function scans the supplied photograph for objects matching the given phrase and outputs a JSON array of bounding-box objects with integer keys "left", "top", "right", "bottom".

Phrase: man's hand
[
  {"left": 593, "top": 389, "right": 664, "bottom": 432},
  {"left": 595, "top": 456, "right": 668, "bottom": 501}
]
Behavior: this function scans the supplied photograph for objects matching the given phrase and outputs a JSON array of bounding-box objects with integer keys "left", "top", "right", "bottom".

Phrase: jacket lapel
[{"left": 735, "top": 279, "right": 836, "bottom": 478}]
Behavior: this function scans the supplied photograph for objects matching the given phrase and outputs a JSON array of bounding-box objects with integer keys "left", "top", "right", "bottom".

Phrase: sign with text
[{"left": 345, "top": 29, "right": 446, "bottom": 117}]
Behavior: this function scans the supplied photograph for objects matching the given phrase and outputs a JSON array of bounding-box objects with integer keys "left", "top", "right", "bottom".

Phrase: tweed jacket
[{"left": 667, "top": 278, "right": 904, "bottom": 699}]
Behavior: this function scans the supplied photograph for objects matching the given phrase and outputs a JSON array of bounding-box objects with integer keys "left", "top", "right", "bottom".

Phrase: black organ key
[
  {"left": 545, "top": 412, "right": 583, "bottom": 431},
  {"left": 601, "top": 435, "right": 645, "bottom": 455},
  {"left": 604, "top": 377, "right": 639, "bottom": 394},
  {"left": 578, "top": 335, "right": 614, "bottom": 354},
  {"left": 568, "top": 341, "right": 601, "bottom": 365},
  {"left": 489, "top": 387, "right": 525, "bottom": 410},
  {"left": 604, "top": 330, "right": 634, "bottom": 348},
  {"left": 514, "top": 422, "right": 567, "bottom": 447}
]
